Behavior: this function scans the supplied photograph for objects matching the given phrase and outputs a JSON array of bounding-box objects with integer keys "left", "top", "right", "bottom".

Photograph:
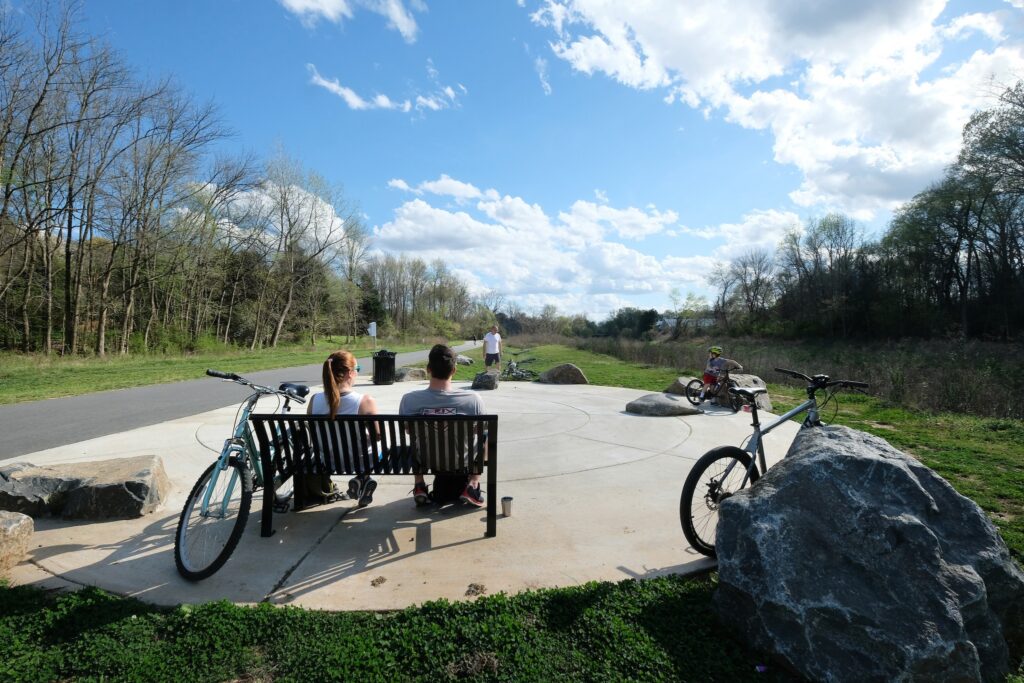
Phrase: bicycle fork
[{"left": 200, "top": 439, "right": 246, "bottom": 518}]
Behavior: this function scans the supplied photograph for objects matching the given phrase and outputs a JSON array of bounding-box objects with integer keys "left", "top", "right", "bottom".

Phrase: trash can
[{"left": 372, "top": 349, "right": 397, "bottom": 385}]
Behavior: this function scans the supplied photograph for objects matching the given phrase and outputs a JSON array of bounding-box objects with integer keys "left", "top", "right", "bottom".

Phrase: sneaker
[
  {"left": 357, "top": 478, "right": 377, "bottom": 508},
  {"left": 460, "top": 484, "right": 485, "bottom": 508},
  {"left": 413, "top": 482, "right": 430, "bottom": 507},
  {"left": 347, "top": 477, "right": 363, "bottom": 500}
]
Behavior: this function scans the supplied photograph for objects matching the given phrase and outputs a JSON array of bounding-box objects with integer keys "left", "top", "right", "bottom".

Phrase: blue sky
[{"left": 78, "top": 0, "right": 1024, "bottom": 318}]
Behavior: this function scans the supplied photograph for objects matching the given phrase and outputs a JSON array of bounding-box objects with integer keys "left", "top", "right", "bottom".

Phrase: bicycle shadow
[{"left": 262, "top": 494, "right": 491, "bottom": 604}]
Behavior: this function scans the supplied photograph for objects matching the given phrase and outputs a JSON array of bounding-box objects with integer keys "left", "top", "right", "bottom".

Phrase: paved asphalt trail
[{"left": 0, "top": 344, "right": 475, "bottom": 461}]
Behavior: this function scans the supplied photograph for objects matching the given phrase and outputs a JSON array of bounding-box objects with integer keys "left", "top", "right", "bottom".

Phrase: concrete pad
[{"left": 6, "top": 377, "right": 800, "bottom": 610}]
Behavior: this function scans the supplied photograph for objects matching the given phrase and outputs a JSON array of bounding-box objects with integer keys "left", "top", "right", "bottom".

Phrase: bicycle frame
[
  {"left": 722, "top": 394, "right": 821, "bottom": 489},
  {"left": 200, "top": 389, "right": 298, "bottom": 519}
]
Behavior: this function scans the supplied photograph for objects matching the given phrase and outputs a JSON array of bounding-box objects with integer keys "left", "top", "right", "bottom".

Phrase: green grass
[
  {"left": 0, "top": 340, "right": 424, "bottom": 405},
  {"left": 2, "top": 342, "right": 1022, "bottom": 681},
  {"left": 0, "top": 576, "right": 794, "bottom": 683}
]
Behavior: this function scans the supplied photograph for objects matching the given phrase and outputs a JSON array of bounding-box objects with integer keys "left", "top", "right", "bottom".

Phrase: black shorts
[{"left": 485, "top": 353, "right": 500, "bottom": 366}]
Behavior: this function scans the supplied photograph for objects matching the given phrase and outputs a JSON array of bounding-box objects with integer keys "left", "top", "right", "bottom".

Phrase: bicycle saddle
[
  {"left": 279, "top": 382, "right": 310, "bottom": 398},
  {"left": 730, "top": 387, "right": 767, "bottom": 400}
]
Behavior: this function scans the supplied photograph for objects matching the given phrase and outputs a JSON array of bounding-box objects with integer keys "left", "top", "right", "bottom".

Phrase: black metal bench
[{"left": 248, "top": 413, "right": 498, "bottom": 539}]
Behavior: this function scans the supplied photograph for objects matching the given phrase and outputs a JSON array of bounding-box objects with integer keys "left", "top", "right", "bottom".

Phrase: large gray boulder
[
  {"left": 716, "top": 425, "right": 1024, "bottom": 682},
  {"left": 728, "top": 373, "right": 773, "bottom": 412},
  {"left": 664, "top": 376, "right": 699, "bottom": 395},
  {"left": 395, "top": 366, "right": 428, "bottom": 382},
  {"left": 625, "top": 393, "right": 702, "bottom": 416},
  {"left": 538, "top": 363, "right": 588, "bottom": 385},
  {"left": 0, "top": 510, "right": 33, "bottom": 574},
  {"left": 0, "top": 455, "right": 170, "bottom": 519},
  {"left": 471, "top": 371, "right": 498, "bottom": 390},
  {"left": 456, "top": 354, "right": 474, "bottom": 366}
]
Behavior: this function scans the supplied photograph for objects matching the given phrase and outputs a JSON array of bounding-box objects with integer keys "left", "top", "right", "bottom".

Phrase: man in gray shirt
[{"left": 399, "top": 344, "right": 487, "bottom": 507}]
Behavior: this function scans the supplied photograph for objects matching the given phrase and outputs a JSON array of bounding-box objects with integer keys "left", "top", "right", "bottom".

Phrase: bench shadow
[{"left": 264, "top": 496, "right": 490, "bottom": 603}]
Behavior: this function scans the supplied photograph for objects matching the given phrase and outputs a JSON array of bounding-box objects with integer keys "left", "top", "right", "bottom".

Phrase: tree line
[
  {"left": 0, "top": 3, "right": 489, "bottom": 356},
  {"left": 700, "top": 82, "right": 1024, "bottom": 341}
]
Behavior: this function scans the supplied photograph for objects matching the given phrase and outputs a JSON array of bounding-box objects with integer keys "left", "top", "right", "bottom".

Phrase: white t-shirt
[{"left": 483, "top": 331, "right": 501, "bottom": 354}]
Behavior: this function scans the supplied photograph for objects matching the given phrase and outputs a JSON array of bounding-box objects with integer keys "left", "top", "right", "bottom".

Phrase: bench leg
[
  {"left": 261, "top": 460, "right": 276, "bottom": 538},
  {"left": 486, "top": 460, "right": 497, "bottom": 538}
]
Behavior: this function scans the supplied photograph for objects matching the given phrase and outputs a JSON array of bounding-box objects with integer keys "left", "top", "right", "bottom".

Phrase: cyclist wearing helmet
[{"left": 700, "top": 345, "right": 742, "bottom": 403}]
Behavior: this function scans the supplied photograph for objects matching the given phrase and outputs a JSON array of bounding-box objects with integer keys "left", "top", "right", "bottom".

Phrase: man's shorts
[
  {"left": 703, "top": 373, "right": 717, "bottom": 385},
  {"left": 485, "top": 353, "right": 500, "bottom": 366}
]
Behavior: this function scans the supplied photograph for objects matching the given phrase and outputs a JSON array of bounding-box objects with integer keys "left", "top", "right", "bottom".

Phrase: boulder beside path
[
  {"left": 625, "top": 393, "right": 702, "bottom": 416},
  {"left": 716, "top": 425, "right": 1024, "bottom": 683},
  {"left": 0, "top": 455, "right": 170, "bottom": 520},
  {"left": 0, "top": 510, "right": 32, "bottom": 574},
  {"left": 395, "top": 366, "right": 428, "bottom": 382},
  {"left": 472, "top": 371, "right": 499, "bottom": 390},
  {"left": 538, "top": 363, "right": 588, "bottom": 385}
]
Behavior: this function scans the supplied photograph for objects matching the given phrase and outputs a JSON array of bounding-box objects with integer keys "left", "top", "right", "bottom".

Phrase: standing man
[
  {"left": 400, "top": 344, "right": 487, "bottom": 507},
  {"left": 483, "top": 324, "right": 502, "bottom": 372}
]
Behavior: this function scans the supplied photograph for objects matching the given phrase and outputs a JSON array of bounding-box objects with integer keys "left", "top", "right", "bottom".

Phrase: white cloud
[
  {"left": 528, "top": 0, "right": 1024, "bottom": 216},
  {"left": 685, "top": 209, "right": 801, "bottom": 256},
  {"left": 535, "top": 56, "right": 553, "bottom": 95},
  {"left": 370, "top": 174, "right": 775, "bottom": 317},
  {"left": 280, "top": 0, "right": 421, "bottom": 42},
  {"left": 307, "top": 64, "right": 412, "bottom": 111},
  {"left": 307, "top": 60, "right": 464, "bottom": 114}
]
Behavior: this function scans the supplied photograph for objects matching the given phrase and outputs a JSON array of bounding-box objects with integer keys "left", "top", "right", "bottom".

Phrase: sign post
[{"left": 368, "top": 321, "right": 377, "bottom": 350}]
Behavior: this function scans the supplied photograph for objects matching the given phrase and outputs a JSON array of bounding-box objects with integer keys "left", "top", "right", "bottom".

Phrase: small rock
[
  {"left": 538, "top": 363, "right": 589, "bottom": 384},
  {"left": 472, "top": 372, "right": 498, "bottom": 390},
  {"left": 395, "top": 366, "right": 428, "bottom": 382},
  {"left": 370, "top": 576, "right": 387, "bottom": 587},
  {"left": 625, "top": 393, "right": 702, "bottom": 416},
  {"left": 0, "top": 510, "right": 33, "bottom": 573},
  {"left": 465, "top": 582, "right": 487, "bottom": 596}
]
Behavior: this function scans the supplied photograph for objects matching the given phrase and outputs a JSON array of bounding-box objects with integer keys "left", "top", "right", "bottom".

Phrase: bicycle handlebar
[
  {"left": 775, "top": 368, "right": 868, "bottom": 391},
  {"left": 206, "top": 369, "right": 307, "bottom": 403},
  {"left": 206, "top": 369, "right": 241, "bottom": 381}
]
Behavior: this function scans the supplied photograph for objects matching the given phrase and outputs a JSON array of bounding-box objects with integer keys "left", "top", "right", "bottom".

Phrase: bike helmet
[{"left": 709, "top": 346, "right": 722, "bottom": 355}]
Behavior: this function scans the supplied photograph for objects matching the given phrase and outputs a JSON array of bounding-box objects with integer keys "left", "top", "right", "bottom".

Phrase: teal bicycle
[{"left": 174, "top": 370, "right": 309, "bottom": 581}]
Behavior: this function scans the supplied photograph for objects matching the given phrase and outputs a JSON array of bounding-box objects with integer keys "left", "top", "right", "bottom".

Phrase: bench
[{"left": 248, "top": 413, "right": 498, "bottom": 539}]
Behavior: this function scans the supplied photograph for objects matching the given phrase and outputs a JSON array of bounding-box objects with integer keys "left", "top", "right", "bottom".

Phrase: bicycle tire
[
  {"left": 685, "top": 379, "right": 704, "bottom": 406},
  {"left": 727, "top": 385, "right": 743, "bottom": 413},
  {"left": 680, "top": 446, "right": 759, "bottom": 558},
  {"left": 174, "top": 457, "right": 253, "bottom": 581}
]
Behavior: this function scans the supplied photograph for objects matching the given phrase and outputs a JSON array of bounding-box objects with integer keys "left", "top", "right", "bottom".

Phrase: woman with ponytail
[{"left": 307, "top": 350, "right": 379, "bottom": 507}]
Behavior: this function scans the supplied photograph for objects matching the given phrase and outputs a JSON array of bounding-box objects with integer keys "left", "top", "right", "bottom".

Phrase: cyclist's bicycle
[
  {"left": 679, "top": 368, "right": 868, "bottom": 558},
  {"left": 684, "top": 370, "right": 742, "bottom": 412},
  {"left": 500, "top": 359, "right": 538, "bottom": 381},
  {"left": 174, "top": 369, "right": 309, "bottom": 581}
]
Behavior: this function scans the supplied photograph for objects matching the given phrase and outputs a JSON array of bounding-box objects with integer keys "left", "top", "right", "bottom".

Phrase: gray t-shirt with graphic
[
  {"left": 399, "top": 387, "right": 486, "bottom": 471},
  {"left": 399, "top": 387, "right": 485, "bottom": 416}
]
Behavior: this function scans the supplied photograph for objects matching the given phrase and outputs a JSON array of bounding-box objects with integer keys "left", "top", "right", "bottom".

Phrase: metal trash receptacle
[{"left": 372, "top": 349, "right": 397, "bottom": 385}]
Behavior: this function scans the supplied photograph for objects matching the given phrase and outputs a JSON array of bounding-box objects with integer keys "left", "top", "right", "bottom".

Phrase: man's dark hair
[{"left": 427, "top": 344, "right": 458, "bottom": 379}]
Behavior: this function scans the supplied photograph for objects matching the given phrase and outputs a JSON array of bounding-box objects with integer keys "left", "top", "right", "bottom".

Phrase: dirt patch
[
  {"left": 370, "top": 576, "right": 386, "bottom": 587},
  {"left": 465, "top": 582, "right": 487, "bottom": 597}
]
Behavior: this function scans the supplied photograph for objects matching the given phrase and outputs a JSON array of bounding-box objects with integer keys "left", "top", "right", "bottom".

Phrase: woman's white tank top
[{"left": 310, "top": 390, "right": 363, "bottom": 416}]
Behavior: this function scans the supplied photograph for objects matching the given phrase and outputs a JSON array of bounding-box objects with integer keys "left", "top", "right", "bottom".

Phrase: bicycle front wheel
[
  {"left": 680, "top": 446, "right": 758, "bottom": 558},
  {"left": 685, "top": 379, "right": 704, "bottom": 405},
  {"left": 175, "top": 457, "right": 253, "bottom": 581}
]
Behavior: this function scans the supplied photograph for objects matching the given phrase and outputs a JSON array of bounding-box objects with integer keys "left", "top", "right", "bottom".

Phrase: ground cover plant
[
  {"left": 0, "top": 575, "right": 800, "bottom": 683},
  {"left": 0, "top": 339, "right": 422, "bottom": 405}
]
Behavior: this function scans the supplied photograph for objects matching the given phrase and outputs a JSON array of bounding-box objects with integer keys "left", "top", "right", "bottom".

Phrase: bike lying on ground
[
  {"left": 174, "top": 370, "right": 309, "bottom": 581},
  {"left": 684, "top": 370, "right": 742, "bottom": 412},
  {"left": 500, "top": 359, "right": 539, "bottom": 381},
  {"left": 679, "top": 368, "right": 868, "bottom": 558}
]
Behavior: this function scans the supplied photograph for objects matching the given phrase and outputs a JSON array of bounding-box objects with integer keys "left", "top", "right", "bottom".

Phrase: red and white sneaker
[{"left": 460, "top": 484, "right": 485, "bottom": 508}]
